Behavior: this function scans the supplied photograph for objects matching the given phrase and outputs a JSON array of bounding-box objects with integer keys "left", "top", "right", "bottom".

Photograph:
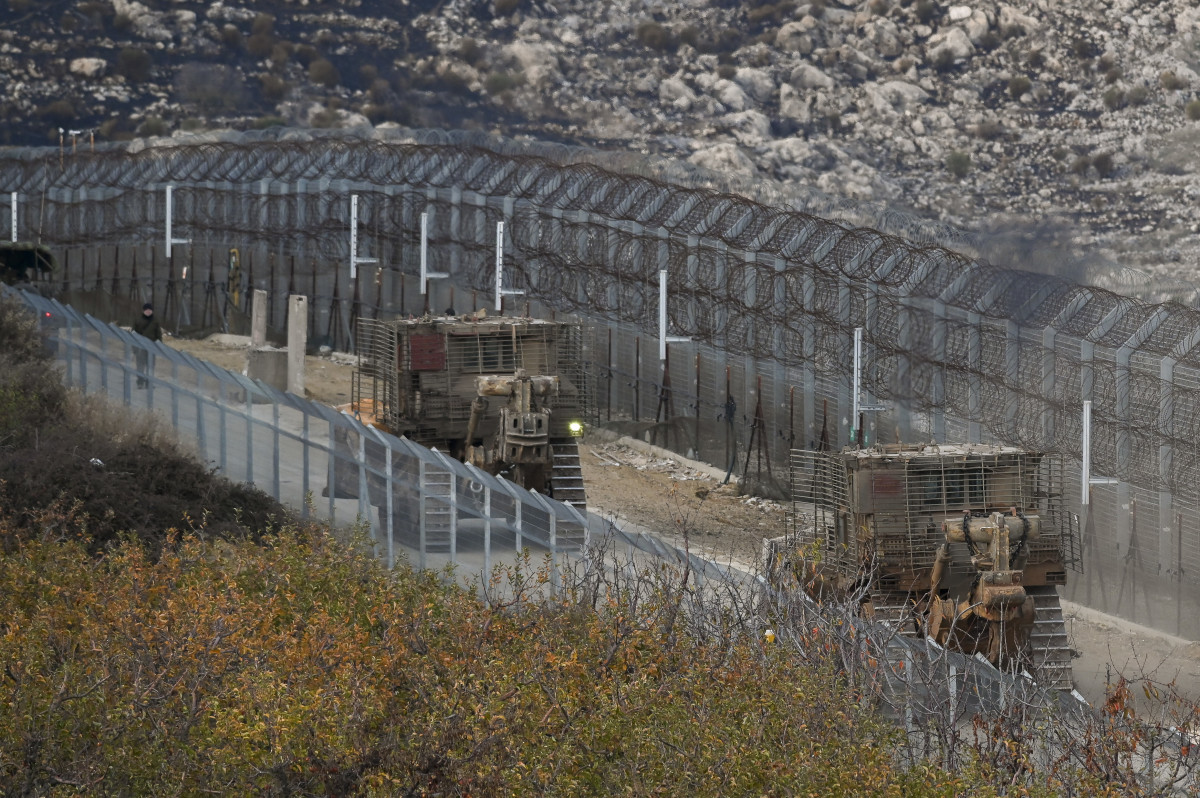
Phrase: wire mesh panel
[
  {"left": 9, "top": 132, "right": 1200, "bottom": 637},
  {"left": 12, "top": 288, "right": 591, "bottom": 592}
]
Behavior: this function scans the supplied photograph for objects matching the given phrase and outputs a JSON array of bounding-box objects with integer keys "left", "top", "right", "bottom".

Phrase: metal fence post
[
  {"left": 272, "top": 398, "right": 281, "bottom": 501},
  {"left": 244, "top": 383, "right": 254, "bottom": 484},
  {"left": 417, "top": 458, "right": 428, "bottom": 571},
  {"left": 357, "top": 427, "right": 372, "bottom": 543}
]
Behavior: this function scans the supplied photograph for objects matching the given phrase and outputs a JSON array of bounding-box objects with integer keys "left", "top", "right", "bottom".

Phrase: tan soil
[
  {"left": 166, "top": 334, "right": 356, "bottom": 406},
  {"left": 579, "top": 440, "right": 785, "bottom": 566},
  {"left": 163, "top": 332, "right": 1200, "bottom": 707}
]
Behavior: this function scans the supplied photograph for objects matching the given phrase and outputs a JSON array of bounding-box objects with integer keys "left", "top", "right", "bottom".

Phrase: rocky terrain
[{"left": 6, "top": 0, "right": 1200, "bottom": 296}]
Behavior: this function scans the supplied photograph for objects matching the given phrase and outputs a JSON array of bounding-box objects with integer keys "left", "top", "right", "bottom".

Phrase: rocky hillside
[{"left": 5, "top": 0, "right": 1200, "bottom": 296}]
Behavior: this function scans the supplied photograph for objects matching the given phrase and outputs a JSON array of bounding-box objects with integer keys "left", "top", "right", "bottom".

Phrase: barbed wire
[{"left": 4, "top": 132, "right": 1200, "bottom": 506}]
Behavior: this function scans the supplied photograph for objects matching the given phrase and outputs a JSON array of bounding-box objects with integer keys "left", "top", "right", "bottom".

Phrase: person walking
[{"left": 133, "top": 302, "right": 162, "bottom": 388}]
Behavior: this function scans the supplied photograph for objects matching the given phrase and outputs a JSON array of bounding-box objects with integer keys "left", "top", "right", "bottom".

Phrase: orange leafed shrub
[{"left": 0, "top": 521, "right": 977, "bottom": 796}]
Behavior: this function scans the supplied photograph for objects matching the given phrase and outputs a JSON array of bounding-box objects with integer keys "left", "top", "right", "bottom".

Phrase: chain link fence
[{"left": 2, "top": 130, "right": 1199, "bottom": 637}]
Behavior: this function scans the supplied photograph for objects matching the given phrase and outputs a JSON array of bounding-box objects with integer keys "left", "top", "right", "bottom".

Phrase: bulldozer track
[
  {"left": 1025, "top": 585, "right": 1075, "bottom": 691},
  {"left": 867, "top": 589, "right": 923, "bottom": 638},
  {"left": 550, "top": 437, "right": 587, "bottom": 550}
]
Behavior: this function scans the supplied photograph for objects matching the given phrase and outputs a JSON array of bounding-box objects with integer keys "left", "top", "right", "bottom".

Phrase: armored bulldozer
[
  {"left": 771, "top": 444, "right": 1081, "bottom": 690},
  {"left": 328, "top": 311, "right": 590, "bottom": 536}
]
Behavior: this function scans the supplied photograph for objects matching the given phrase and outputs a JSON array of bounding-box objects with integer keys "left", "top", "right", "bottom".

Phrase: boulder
[
  {"left": 734, "top": 67, "right": 775, "bottom": 104},
  {"left": 790, "top": 63, "right": 835, "bottom": 90},
  {"left": 688, "top": 143, "right": 758, "bottom": 176},
  {"left": 501, "top": 41, "right": 562, "bottom": 88},
  {"left": 721, "top": 109, "right": 772, "bottom": 146},
  {"left": 962, "top": 10, "right": 991, "bottom": 44},
  {"left": 876, "top": 80, "right": 930, "bottom": 109},
  {"left": 779, "top": 83, "right": 812, "bottom": 123},
  {"left": 713, "top": 79, "right": 749, "bottom": 112},
  {"left": 112, "top": 0, "right": 173, "bottom": 41},
  {"left": 659, "top": 76, "right": 697, "bottom": 112},
  {"left": 864, "top": 19, "right": 903, "bottom": 58},
  {"left": 69, "top": 58, "right": 107, "bottom": 79},
  {"left": 766, "top": 137, "right": 839, "bottom": 172},
  {"left": 998, "top": 5, "right": 1039, "bottom": 35},
  {"left": 928, "top": 27, "right": 974, "bottom": 63},
  {"left": 776, "top": 21, "right": 814, "bottom": 53}
]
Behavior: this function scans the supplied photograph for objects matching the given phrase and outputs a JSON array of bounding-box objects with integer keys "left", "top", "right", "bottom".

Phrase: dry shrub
[
  {"left": 0, "top": 299, "right": 289, "bottom": 554},
  {"left": 1161, "top": 70, "right": 1188, "bottom": 91},
  {"left": 635, "top": 21, "right": 675, "bottom": 52},
  {"left": 308, "top": 58, "right": 340, "bottom": 88}
]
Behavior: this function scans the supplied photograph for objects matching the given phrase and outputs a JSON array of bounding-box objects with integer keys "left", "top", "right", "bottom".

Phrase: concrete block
[
  {"left": 288, "top": 294, "right": 308, "bottom": 396},
  {"left": 251, "top": 289, "right": 268, "bottom": 347},
  {"left": 247, "top": 347, "right": 287, "bottom": 393}
]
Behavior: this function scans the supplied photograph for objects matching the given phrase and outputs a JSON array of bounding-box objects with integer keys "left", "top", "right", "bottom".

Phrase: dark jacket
[{"left": 134, "top": 312, "right": 162, "bottom": 342}]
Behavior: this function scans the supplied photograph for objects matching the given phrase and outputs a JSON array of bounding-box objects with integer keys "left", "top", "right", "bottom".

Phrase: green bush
[
  {"left": 747, "top": 2, "right": 795, "bottom": 26},
  {"left": 252, "top": 116, "right": 286, "bottom": 129},
  {"left": 174, "top": 63, "right": 245, "bottom": 112},
  {"left": 293, "top": 44, "right": 319, "bottom": 67},
  {"left": 1070, "top": 155, "right": 1091, "bottom": 174},
  {"left": 932, "top": 48, "right": 956, "bottom": 72},
  {"left": 439, "top": 70, "right": 471, "bottom": 95},
  {"left": 251, "top": 12, "right": 274, "bottom": 36},
  {"left": 1008, "top": 76, "right": 1032, "bottom": 100},
  {"left": 36, "top": 99, "right": 75, "bottom": 125},
  {"left": 978, "top": 31, "right": 1001, "bottom": 51},
  {"left": 368, "top": 77, "right": 391, "bottom": 103},
  {"left": 98, "top": 116, "right": 134, "bottom": 141},
  {"left": 459, "top": 37, "right": 482, "bottom": 64},
  {"left": 260, "top": 74, "right": 288, "bottom": 102},
  {"left": 136, "top": 116, "right": 169, "bottom": 137},
  {"left": 494, "top": 0, "right": 523, "bottom": 15},
  {"left": 484, "top": 70, "right": 524, "bottom": 95},
  {"left": 117, "top": 47, "right": 152, "bottom": 82},
  {"left": 219, "top": 24, "right": 243, "bottom": 50},
  {"left": 310, "top": 107, "right": 340, "bottom": 128},
  {"left": 1102, "top": 86, "right": 1126, "bottom": 110},
  {"left": 308, "top": 58, "right": 341, "bottom": 88},
  {"left": 945, "top": 150, "right": 971, "bottom": 178},
  {"left": 1092, "top": 151, "right": 1115, "bottom": 177},
  {"left": 974, "top": 119, "right": 1004, "bottom": 140},
  {"left": 1160, "top": 70, "right": 1187, "bottom": 91},
  {"left": 268, "top": 42, "right": 290, "bottom": 69},
  {"left": 635, "top": 21, "right": 675, "bottom": 51},
  {"left": 1186, "top": 100, "right": 1200, "bottom": 121},
  {"left": 914, "top": 0, "right": 937, "bottom": 24},
  {"left": 1127, "top": 85, "right": 1149, "bottom": 106},
  {"left": 246, "top": 31, "right": 273, "bottom": 58},
  {"left": 1105, "top": 67, "right": 1123, "bottom": 84},
  {"left": 1072, "top": 38, "right": 1097, "bottom": 59}
]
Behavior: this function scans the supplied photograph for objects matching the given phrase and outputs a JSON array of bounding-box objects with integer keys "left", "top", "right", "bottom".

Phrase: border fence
[
  {"left": 2, "top": 129, "right": 1199, "bottom": 639},
  {"left": 15, "top": 285, "right": 1200, "bottom": 794}
]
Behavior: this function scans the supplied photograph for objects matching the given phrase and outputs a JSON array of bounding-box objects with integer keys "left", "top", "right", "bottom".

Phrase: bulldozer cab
[{"left": 0, "top": 242, "right": 57, "bottom": 286}]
